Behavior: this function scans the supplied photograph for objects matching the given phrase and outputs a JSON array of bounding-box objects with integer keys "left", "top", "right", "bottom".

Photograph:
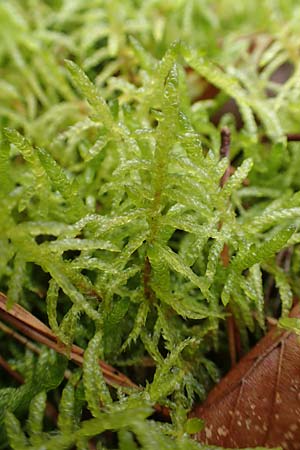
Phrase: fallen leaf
[{"left": 192, "top": 303, "right": 300, "bottom": 449}]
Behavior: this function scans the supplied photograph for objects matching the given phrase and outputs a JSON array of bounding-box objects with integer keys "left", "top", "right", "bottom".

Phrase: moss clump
[{"left": 1, "top": 1, "right": 300, "bottom": 449}]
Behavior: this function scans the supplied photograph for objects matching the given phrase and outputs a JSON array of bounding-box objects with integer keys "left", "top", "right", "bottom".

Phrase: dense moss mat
[{"left": 1, "top": 1, "right": 300, "bottom": 448}]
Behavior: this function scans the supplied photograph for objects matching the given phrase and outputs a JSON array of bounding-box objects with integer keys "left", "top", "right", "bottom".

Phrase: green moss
[{"left": 1, "top": 1, "right": 300, "bottom": 449}]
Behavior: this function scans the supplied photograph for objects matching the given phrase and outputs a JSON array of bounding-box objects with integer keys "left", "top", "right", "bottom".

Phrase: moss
[{"left": 0, "top": 1, "right": 300, "bottom": 448}]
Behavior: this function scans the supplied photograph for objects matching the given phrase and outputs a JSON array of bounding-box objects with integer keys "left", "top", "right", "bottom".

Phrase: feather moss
[{"left": 0, "top": 1, "right": 300, "bottom": 449}]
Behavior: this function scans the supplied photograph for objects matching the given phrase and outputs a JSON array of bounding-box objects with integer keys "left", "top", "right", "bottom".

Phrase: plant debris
[{"left": 192, "top": 303, "right": 300, "bottom": 449}]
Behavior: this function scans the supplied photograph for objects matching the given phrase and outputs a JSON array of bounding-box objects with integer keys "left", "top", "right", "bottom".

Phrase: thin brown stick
[
  {"left": 287, "top": 133, "right": 300, "bottom": 141},
  {"left": 143, "top": 256, "right": 153, "bottom": 301},
  {"left": 219, "top": 126, "right": 231, "bottom": 188},
  {"left": 219, "top": 127, "right": 240, "bottom": 367},
  {"left": 0, "top": 292, "right": 173, "bottom": 419},
  {"left": 0, "top": 292, "right": 137, "bottom": 389},
  {"left": 0, "top": 321, "right": 72, "bottom": 380},
  {"left": 225, "top": 315, "right": 237, "bottom": 366},
  {"left": 0, "top": 354, "right": 24, "bottom": 383},
  {"left": 0, "top": 321, "right": 41, "bottom": 354},
  {"left": 220, "top": 126, "right": 231, "bottom": 159},
  {"left": 262, "top": 132, "right": 300, "bottom": 144},
  {"left": 0, "top": 351, "right": 58, "bottom": 422}
]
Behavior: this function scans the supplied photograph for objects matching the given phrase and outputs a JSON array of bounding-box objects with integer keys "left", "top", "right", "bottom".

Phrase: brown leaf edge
[{"left": 191, "top": 303, "right": 300, "bottom": 450}]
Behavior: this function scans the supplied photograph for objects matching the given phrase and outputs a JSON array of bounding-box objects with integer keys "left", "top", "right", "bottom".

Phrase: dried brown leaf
[{"left": 192, "top": 304, "right": 300, "bottom": 449}]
